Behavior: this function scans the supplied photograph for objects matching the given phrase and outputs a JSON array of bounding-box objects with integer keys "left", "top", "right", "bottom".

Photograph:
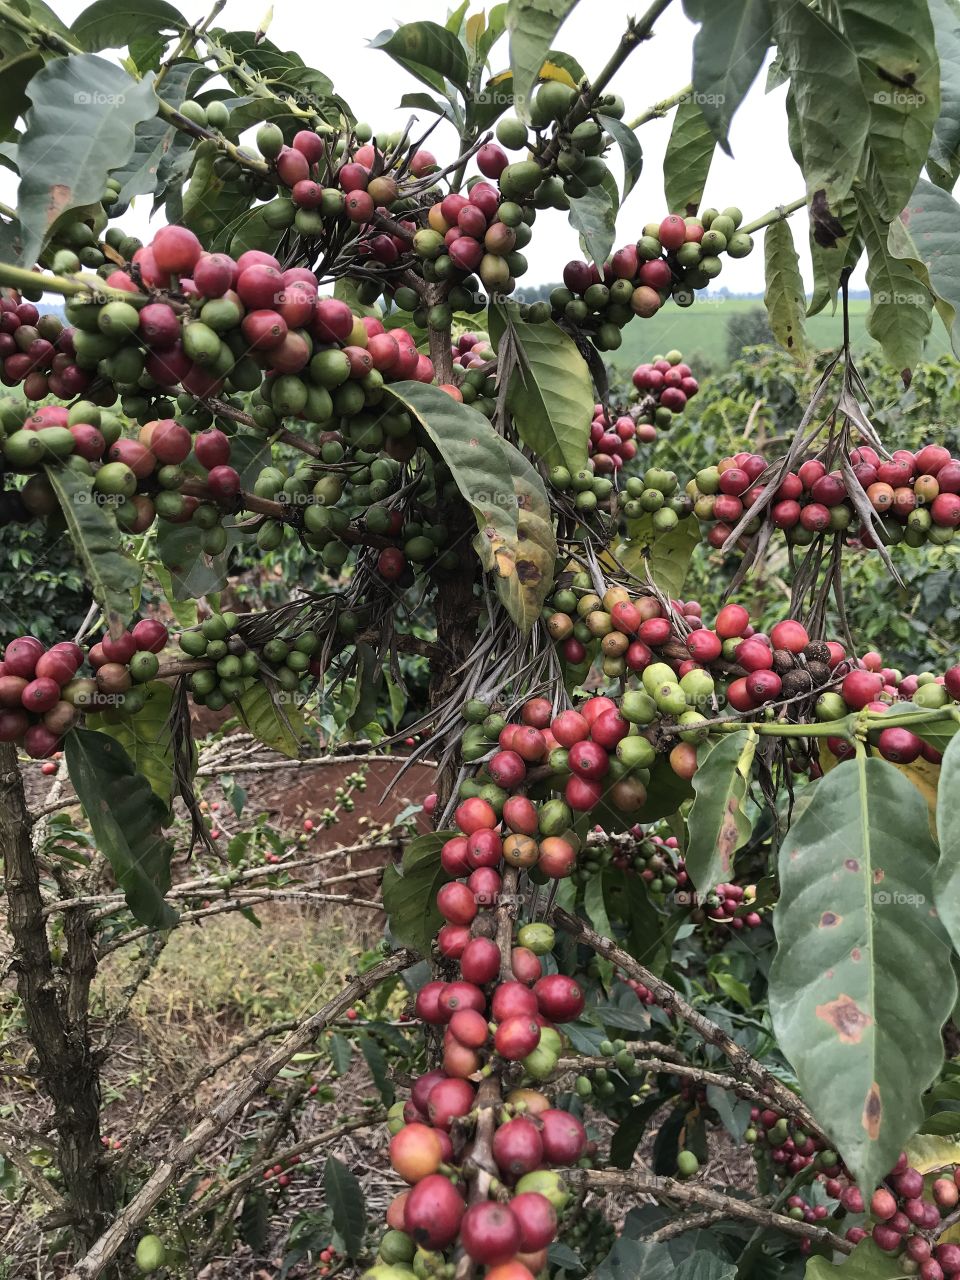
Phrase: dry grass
[{"left": 94, "top": 903, "right": 375, "bottom": 1082}]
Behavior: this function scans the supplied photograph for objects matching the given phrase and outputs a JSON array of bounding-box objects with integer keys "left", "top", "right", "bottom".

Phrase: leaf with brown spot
[
  {"left": 771, "top": 755, "right": 954, "bottom": 1194},
  {"left": 15, "top": 54, "right": 159, "bottom": 267},
  {"left": 684, "top": 729, "right": 757, "bottom": 896},
  {"left": 763, "top": 219, "right": 811, "bottom": 360},
  {"left": 383, "top": 381, "right": 519, "bottom": 573},
  {"left": 486, "top": 437, "right": 557, "bottom": 634},
  {"left": 862, "top": 1083, "right": 882, "bottom": 1140},
  {"left": 815, "top": 994, "right": 872, "bottom": 1044}
]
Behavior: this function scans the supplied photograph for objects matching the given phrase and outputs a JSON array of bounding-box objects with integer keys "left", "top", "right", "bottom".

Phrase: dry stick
[
  {"left": 99, "top": 889, "right": 385, "bottom": 954},
  {"left": 43, "top": 837, "right": 396, "bottom": 915},
  {"left": 0, "top": 1136, "right": 66, "bottom": 1211},
  {"left": 550, "top": 909, "right": 824, "bottom": 1139},
  {"left": 63, "top": 948, "right": 415, "bottom": 1280},
  {"left": 556, "top": 1057, "right": 771, "bottom": 1107},
  {"left": 119, "top": 1013, "right": 303, "bottom": 1167},
  {"left": 182, "top": 1115, "right": 383, "bottom": 1223},
  {"left": 573, "top": 1169, "right": 852, "bottom": 1254}
]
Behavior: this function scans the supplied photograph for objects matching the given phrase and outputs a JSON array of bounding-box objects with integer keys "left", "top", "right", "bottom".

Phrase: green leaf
[
  {"left": 358, "top": 1034, "right": 395, "bottom": 1105},
  {"left": 772, "top": 0, "right": 869, "bottom": 210},
  {"left": 491, "top": 436, "right": 558, "bottom": 632},
  {"left": 805, "top": 1239, "right": 912, "bottom": 1280},
  {"left": 685, "top": 730, "right": 757, "bottom": 896},
  {"left": 663, "top": 97, "right": 715, "bottom": 216},
  {"left": 155, "top": 517, "right": 238, "bottom": 600},
  {"left": 610, "top": 1096, "right": 664, "bottom": 1168},
  {"left": 886, "top": 703, "right": 959, "bottom": 757},
  {"left": 399, "top": 91, "right": 453, "bottom": 119},
  {"left": 506, "top": 0, "right": 580, "bottom": 121},
  {"left": 382, "top": 833, "right": 451, "bottom": 957},
  {"left": 488, "top": 304, "right": 593, "bottom": 473},
  {"left": 584, "top": 873, "right": 614, "bottom": 987},
  {"left": 835, "top": 0, "right": 939, "bottom": 222},
  {"left": 323, "top": 1155, "right": 365, "bottom": 1259},
  {"left": 807, "top": 188, "right": 861, "bottom": 317},
  {"left": 228, "top": 202, "right": 285, "bottom": 260},
  {"left": 235, "top": 682, "right": 304, "bottom": 759},
  {"left": 763, "top": 220, "right": 811, "bottom": 359},
  {"left": 682, "top": 0, "right": 772, "bottom": 153},
  {"left": 70, "top": 0, "right": 185, "bottom": 51},
  {"left": 616, "top": 512, "right": 699, "bottom": 599},
  {"left": 328, "top": 1032, "right": 352, "bottom": 1075},
  {"left": 108, "top": 61, "right": 204, "bottom": 204},
  {"left": 65, "top": 727, "right": 177, "bottom": 928},
  {"left": 598, "top": 114, "right": 642, "bottom": 199},
  {"left": 858, "top": 188, "right": 933, "bottom": 380},
  {"left": 567, "top": 177, "right": 617, "bottom": 269},
  {"left": 713, "top": 972, "right": 751, "bottom": 1010},
  {"left": 383, "top": 379, "right": 518, "bottom": 562},
  {"left": 348, "top": 642, "right": 382, "bottom": 734},
  {"left": 181, "top": 138, "right": 251, "bottom": 248},
  {"left": 934, "top": 730, "right": 960, "bottom": 960},
  {"left": 927, "top": 0, "right": 960, "bottom": 190},
  {"left": 87, "top": 681, "right": 176, "bottom": 815},
  {"left": 370, "top": 21, "right": 470, "bottom": 95},
  {"left": 152, "top": 564, "right": 197, "bottom": 629},
  {"left": 770, "top": 756, "right": 956, "bottom": 1195},
  {"left": 0, "top": 51, "right": 42, "bottom": 145},
  {"left": 15, "top": 54, "right": 158, "bottom": 267},
  {"left": 889, "top": 178, "right": 960, "bottom": 357},
  {"left": 44, "top": 465, "right": 140, "bottom": 637},
  {"left": 238, "top": 1191, "right": 269, "bottom": 1251}
]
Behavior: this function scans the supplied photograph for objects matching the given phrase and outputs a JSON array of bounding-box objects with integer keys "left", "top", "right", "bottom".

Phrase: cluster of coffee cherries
[
  {"left": 109, "top": 230, "right": 436, "bottom": 414},
  {"left": 0, "top": 292, "right": 90, "bottom": 402},
  {"left": 366, "top": 810, "right": 591, "bottom": 1279},
  {"left": 1, "top": 399, "right": 242, "bottom": 542},
  {"left": 835, "top": 1154, "right": 960, "bottom": 1269},
  {"left": 177, "top": 612, "right": 321, "bottom": 713},
  {"left": 548, "top": 209, "right": 753, "bottom": 351},
  {"left": 818, "top": 656, "right": 959, "bottom": 765},
  {"left": 411, "top": 175, "right": 531, "bottom": 300},
  {"left": 692, "top": 443, "right": 960, "bottom": 551},
  {"left": 616, "top": 466, "right": 691, "bottom": 530},
  {"left": 631, "top": 350, "right": 700, "bottom": 428},
  {"left": 586, "top": 405, "right": 640, "bottom": 473},
  {"left": 447, "top": 332, "right": 498, "bottom": 409},
  {"left": 0, "top": 619, "right": 168, "bottom": 757},
  {"left": 745, "top": 1105, "right": 840, "bottom": 1180}
]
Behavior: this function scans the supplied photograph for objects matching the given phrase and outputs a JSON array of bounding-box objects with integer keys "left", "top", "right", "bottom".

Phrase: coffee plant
[{"left": 3, "top": 0, "right": 960, "bottom": 1277}]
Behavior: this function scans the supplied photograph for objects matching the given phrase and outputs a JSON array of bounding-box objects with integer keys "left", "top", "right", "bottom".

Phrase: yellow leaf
[{"left": 538, "top": 60, "right": 577, "bottom": 88}]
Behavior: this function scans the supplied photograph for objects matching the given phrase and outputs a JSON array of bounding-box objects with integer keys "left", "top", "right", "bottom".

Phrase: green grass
[{"left": 608, "top": 297, "right": 952, "bottom": 374}]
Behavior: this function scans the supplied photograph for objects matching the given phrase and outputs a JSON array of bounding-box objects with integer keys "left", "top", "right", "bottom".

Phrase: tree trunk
[{"left": 0, "top": 743, "right": 114, "bottom": 1243}]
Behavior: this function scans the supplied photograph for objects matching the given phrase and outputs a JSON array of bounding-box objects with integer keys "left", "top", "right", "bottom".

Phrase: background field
[{"left": 606, "top": 296, "right": 953, "bottom": 373}]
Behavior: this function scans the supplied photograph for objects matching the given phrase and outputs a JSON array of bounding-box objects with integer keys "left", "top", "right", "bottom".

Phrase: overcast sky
[{"left": 5, "top": 0, "right": 868, "bottom": 295}]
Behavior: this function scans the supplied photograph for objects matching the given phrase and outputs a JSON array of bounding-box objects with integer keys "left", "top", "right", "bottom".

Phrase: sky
[{"left": 3, "top": 0, "right": 867, "bottom": 296}]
